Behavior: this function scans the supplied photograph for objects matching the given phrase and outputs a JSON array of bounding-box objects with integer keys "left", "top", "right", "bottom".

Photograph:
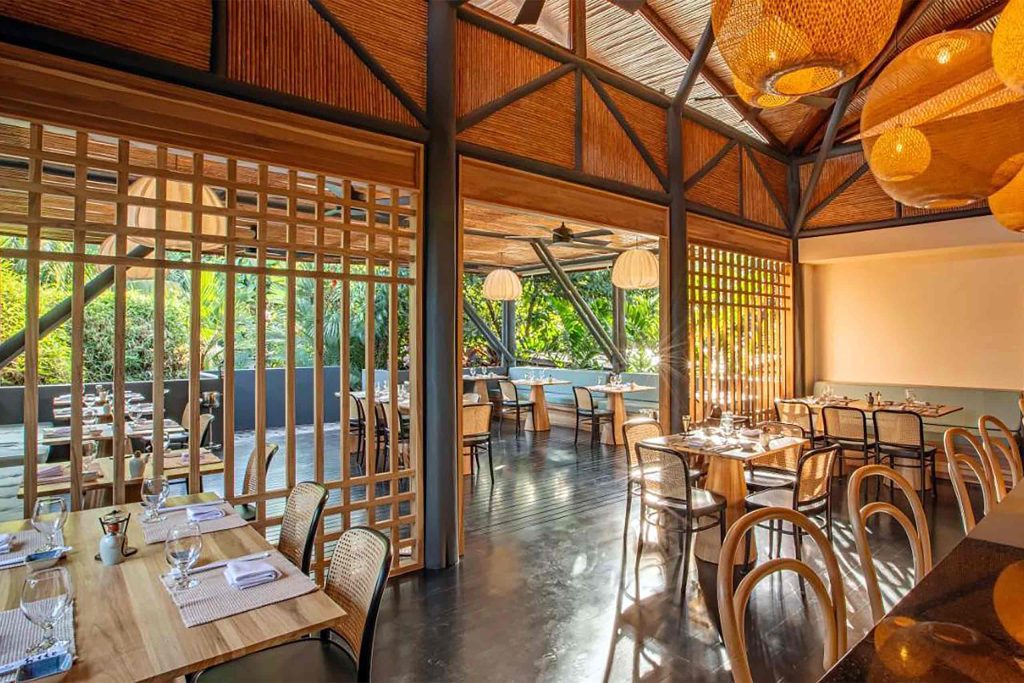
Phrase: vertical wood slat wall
[
  {"left": 0, "top": 113, "right": 423, "bottom": 574},
  {"left": 688, "top": 243, "right": 792, "bottom": 424}
]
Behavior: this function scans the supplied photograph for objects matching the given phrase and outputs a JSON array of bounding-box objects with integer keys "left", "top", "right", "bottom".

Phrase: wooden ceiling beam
[
  {"left": 637, "top": 4, "right": 783, "bottom": 149},
  {"left": 675, "top": 19, "right": 715, "bottom": 106},
  {"left": 569, "top": 0, "right": 587, "bottom": 57}
]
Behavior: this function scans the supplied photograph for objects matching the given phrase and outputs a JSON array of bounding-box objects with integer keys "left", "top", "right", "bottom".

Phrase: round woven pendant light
[
  {"left": 994, "top": 0, "right": 1024, "bottom": 93},
  {"left": 482, "top": 268, "right": 522, "bottom": 301},
  {"left": 711, "top": 0, "right": 901, "bottom": 96},
  {"left": 862, "top": 30, "right": 1024, "bottom": 209},
  {"left": 990, "top": 167, "right": 1024, "bottom": 232},
  {"left": 611, "top": 248, "right": 658, "bottom": 290},
  {"left": 733, "top": 75, "right": 797, "bottom": 108}
]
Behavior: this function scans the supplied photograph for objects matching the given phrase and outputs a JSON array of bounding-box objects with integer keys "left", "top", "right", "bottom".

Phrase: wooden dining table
[
  {"left": 588, "top": 383, "right": 656, "bottom": 445},
  {"left": 51, "top": 390, "right": 146, "bottom": 409},
  {"left": 511, "top": 378, "right": 571, "bottom": 432},
  {"left": 821, "top": 479, "right": 1024, "bottom": 681},
  {"left": 39, "top": 418, "right": 186, "bottom": 447},
  {"left": 0, "top": 494, "right": 345, "bottom": 682},
  {"left": 798, "top": 396, "right": 964, "bottom": 420},
  {"left": 641, "top": 431, "right": 808, "bottom": 566},
  {"left": 462, "top": 373, "right": 508, "bottom": 404}
]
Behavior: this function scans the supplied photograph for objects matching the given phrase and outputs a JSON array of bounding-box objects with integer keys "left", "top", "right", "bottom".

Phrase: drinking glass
[
  {"left": 164, "top": 523, "right": 202, "bottom": 590},
  {"left": 31, "top": 497, "right": 67, "bottom": 552},
  {"left": 141, "top": 476, "right": 169, "bottom": 523},
  {"left": 21, "top": 567, "right": 73, "bottom": 655},
  {"left": 681, "top": 414, "right": 692, "bottom": 434},
  {"left": 905, "top": 388, "right": 917, "bottom": 403}
]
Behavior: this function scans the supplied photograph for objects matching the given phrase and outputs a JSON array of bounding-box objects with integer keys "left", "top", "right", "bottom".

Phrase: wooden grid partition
[
  {"left": 0, "top": 112, "right": 423, "bottom": 574},
  {"left": 688, "top": 244, "right": 792, "bottom": 424}
]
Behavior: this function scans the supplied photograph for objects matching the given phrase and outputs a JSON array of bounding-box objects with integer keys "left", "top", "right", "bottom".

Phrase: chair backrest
[
  {"left": 717, "top": 507, "right": 847, "bottom": 683},
  {"left": 847, "top": 464, "right": 932, "bottom": 624},
  {"left": 622, "top": 417, "right": 662, "bottom": 471},
  {"left": 573, "top": 386, "right": 595, "bottom": 411},
  {"left": 775, "top": 399, "right": 813, "bottom": 435},
  {"left": 978, "top": 414, "right": 1022, "bottom": 502},
  {"left": 325, "top": 527, "right": 393, "bottom": 682},
  {"left": 752, "top": 421, "right": 805, "bottom": 472},
  {"left": 180, "top": 401, "right": 190, "bottom": 427},
  {"left": 943, "top": 427, "right": 995, "bottom": 534},
  {"left": 873, "top": 409, "right": 924, "bottom": 448},
  {"left": 462, "top": 403, "right": 492, "bottom": 437},
  {"left": 498, "top": 380, "right": 518, "bottom": 403},
  {"left": 348, "top": 394, "right": 365, "bottom": 422},
  {"left": 795, "top": 444, "right": 839, "bottom": 506},
  {"left": 277, "top": 481, "right": 328, "bottom": 574},
  {"left": 374, "top": 401, "right": 388, "bottom": 429},
  {"left": 242, "top": 443, "right": 279, "bottom": 497},
  {"left": 634, "top": 441, "right": 693, "bottom": 503},
  {"left": 822, "top": 406, "right": 867, "bottom": 443},
  {"left": 462, "top": 393, "right": 480, "bottom": 404}
]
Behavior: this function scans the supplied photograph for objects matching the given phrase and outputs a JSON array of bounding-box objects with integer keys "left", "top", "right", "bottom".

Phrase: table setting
[
  {"left": 1, "top": 498, "right": 71, "bottom": 571},
  {"left": 139, "top": 493, "right": 248, "bottom": 545},
  {"left": 0, "top": 568, "right": 76, "bottom": 683}
]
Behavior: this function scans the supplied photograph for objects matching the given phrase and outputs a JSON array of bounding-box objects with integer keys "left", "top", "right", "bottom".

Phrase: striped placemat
[
  {"left": 161, "top": 551, "right": 316, "bottom": 627},
  {"left": 0, "top": 601, "right": 75, "bottom": 682},
  {"left": 0, "top": 530, "right": 64, "bottom": 571},
  {"left": 141, "top": 503, "right": 248, "bottom": 545}
]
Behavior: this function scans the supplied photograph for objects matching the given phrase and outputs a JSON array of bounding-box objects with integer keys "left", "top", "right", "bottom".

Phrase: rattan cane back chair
[
  {"left": 822, "top": 406, "right": 874, "bottom": 478},
  {"left": 874, "top": 409, "right": 937, "bottom": 502},
  {"left": 277, "top": 481, "right": 328, "bottom": 574}
]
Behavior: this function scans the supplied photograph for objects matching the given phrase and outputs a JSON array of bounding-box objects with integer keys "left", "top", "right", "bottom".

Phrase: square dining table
[
  {"left": 511, "top": 378, "right": 571, "bottom": 432},
  {"left": 0, "top": 494, "right": 344, "bottom": 681},
  {"left": 588, "top": 383, "right": 656, "bottom": 445}
]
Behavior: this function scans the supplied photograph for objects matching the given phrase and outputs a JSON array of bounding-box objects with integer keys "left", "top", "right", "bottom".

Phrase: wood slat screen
[
  {"left": 688, "top": 243, "right": 792, "bottom": 424},
  {"left": 0, "top": 113, "right": 422, "bottom": 574}
]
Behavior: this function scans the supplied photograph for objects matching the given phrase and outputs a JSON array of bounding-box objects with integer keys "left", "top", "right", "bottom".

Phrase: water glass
[
  {"left": 31, "top": 497, "right": 67, "bottom": 552},
  {"left": 141, "top": 476, "right": 169, "bottom": 523},
  {"left": 681, "top": 414, "right": 692, "bottom": 434},
  {"left": 164, "top": 523, "right": 202, "bottom": 591},
  {"left": 905, "top": 388, "right": 917, "bottom": 403},
  {"left": 20, "top": 567, "right": 73, "bottom": 656}
]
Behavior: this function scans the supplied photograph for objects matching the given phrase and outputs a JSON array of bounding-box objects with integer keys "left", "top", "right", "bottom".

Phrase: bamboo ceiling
[{"left": 469, "top": 0, "right": 1009, "bottom": 152}]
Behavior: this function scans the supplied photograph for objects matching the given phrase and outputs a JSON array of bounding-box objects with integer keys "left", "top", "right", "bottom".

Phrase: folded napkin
[
  {"left": 740, "top": 428, "right": 761, "bottom": 438},
  {"left": 37, "top": 464, "right": 65, "bottom": 481},
  {"left": 224, "top": 558, "right": 280, "bottom": 590},
  {"left": 0, "top": 532, "right": 11, "bottom": 553},
  {"left": 186, "top": 505, "right": 226, "bottom": 523}
]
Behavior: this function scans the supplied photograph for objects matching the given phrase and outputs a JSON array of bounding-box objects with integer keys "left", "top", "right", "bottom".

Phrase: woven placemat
[
  {"left": 0, "top": 530, "right": 65, "bottom": 571},
  {"left": 161, "top": 551, "right": 316, "bottom": 627},
  {"left": 0, "top": 601, "right": 75, "bottom": 682},
  {"left": 142, "top": 504, "right": 248, "bottom": 545}
]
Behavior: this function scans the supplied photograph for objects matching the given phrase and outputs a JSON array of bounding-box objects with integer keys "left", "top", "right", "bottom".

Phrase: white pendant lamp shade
[
  {"left": 482, "top": 268, "right": 522, "bottom": 300},
  {"left": 611, "top": 248, "right": 658, "bottom": 290}
]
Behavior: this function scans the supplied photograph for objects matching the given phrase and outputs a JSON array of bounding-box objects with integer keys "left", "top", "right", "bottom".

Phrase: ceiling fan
[
  {"left": 505, "top": 222, "right": 621, "bottom": 251},
  {"left": 513, "top": 0, "right": 645, "bottom": 25}
]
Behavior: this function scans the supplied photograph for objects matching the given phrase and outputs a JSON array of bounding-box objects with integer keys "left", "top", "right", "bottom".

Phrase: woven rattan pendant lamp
[
  {"left": 862, "top": 30, "right": 1024, "bottom": 209},
  {"left": 994, "top": 0, "right": 1024, "bottom": 93},
  {"left": 711, "top": 0, "right": 901, "bottom": 96},
  {"left": 611, "top": 247, "right": 658, "bottom": 290},
  {"left": 733, "top": 75, "right": 796, "bottom": 108},
  {"left": 990, "top": 167, "right": 1024, "bottom": 232}
]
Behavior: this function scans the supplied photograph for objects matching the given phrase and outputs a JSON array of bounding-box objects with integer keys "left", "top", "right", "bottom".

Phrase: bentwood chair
[
  {"left": 978, "top": 414, "right": 1023, "bottom": 502},
  {"left": 775, "top": 399, "right": 817, "bottom": 444},
  {"left": 497, "top": 380, "right": 533, "bottom": 437},
  {"left": 350, "top": 396, "right": 369, "bottom": 474},
  {"left": 943, "top": 427, "right": 996, "bottom": 534},
  {"left": 622, "top": 417, "right": 663, "bottom": 499},
  {"left": 743, "top": 444, "right": 839, "bottom": 562},
  {"left": 717, "top": 508, "right": 847, "bottom": 683},
  {"left": 745, "top": 421, "right": 804, "bottom": 492},
  {"left": 822, "top": 405, "right": 875, "bottom": 478},
  {"left": 873, "top": 409, "right": 937, "bottom": 502},
  {"left": 462, "top": 403, "right": 494, "bottom": 477},
  {"left": 848, "top": 464, "right": 932, "bottom": 624},
  {"left": 234, "top": 443, "right": 280, "bottom": 521},
  {"left": 277, "top": 481, "right": 329, "bottom": 574},
  {"left": 168, "top": 409, "right": 214, "bottom": 451},
  {"left": 195, "top": 527, "right": 392, "bottom": 683},
  {"left": 634, "top": 441, "right": 726, "bottom": 599},
  {"left": 573, "top": 386, "right": 615, "bottom": 446}
]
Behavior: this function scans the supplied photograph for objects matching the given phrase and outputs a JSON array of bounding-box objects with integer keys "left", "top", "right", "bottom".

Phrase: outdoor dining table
[
  {"left": 51, "top": 390, "right": 146, "bottom": 408},
  {"left": 640, "top": 431, "right": 808, "bottom": 566},
  {"left": 0, "top": 493, "right": 344, "bottom": 681},
  {"left": 39, "top": 418, "right": 185, "bottom": 446},
  {"left": 51, "top": 402, "right": 154, "bottom": 422},
  {"left": 511, "top": 377, "right": 571, "bottom": 432},
  {"left": 462, "top": 372, "right": 508, "bottom": 404},
  {"left": 588, "top": 383, "right": 656, "bottom": 445}
]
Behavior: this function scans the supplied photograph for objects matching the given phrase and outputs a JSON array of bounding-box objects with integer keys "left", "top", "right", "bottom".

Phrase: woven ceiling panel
[
  {"left": 799, "top": 152, "right": 865, "bottom": 209},
  {"left": 688, "top": 144, "right": 741, "bottom": 214},
  {"left": 582, "top": 79, "right": 663, "bottom": 192},
  {"left": 742, "top": 149, "right": 788, "bottom": 229},
  {"left": 604, "top": 83, "right": 668, "bottom": 176},
  {"left": 683, "top": 120, "right": 730, "bottom": 179},
  {"left": 806, "top": 171, "right": 896, "bottom": 227}
]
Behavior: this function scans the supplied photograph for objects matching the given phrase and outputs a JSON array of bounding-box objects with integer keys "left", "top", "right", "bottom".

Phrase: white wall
[{"left": 802, "top": 216, "right": 1024, "bottom": 391}]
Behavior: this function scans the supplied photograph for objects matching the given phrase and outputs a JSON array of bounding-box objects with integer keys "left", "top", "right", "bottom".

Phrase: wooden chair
[
  {"left": 234, "top": 443, "right": 280, "bottom": 521},
  {"left": 497, "top": 380, "right": 533, "bottom": 437},
  {"left": 717, "top": 507, "right": 847, "bottom": 683},
  {"left": 634, "top": 440, "right": 726, "bottom": 600},
  {"left": 349, "top": 395, "right": 368, "bottom": 474},
  {"left": 462, "top": 403, "right": 494, "bottom": 477},
  {"left": 195, "top": 527, "right": 391, "bottom": 683},
  {"left": 943, "top": 427, "right": 996, "bottom": 534},
  {"left": 873, "top": 409, "right": 937, "bottom": 502},
  {"left": 621, "top": 418, "right": 663, "bottom": 520},
  {"left": 745, "top": 421, "right": 804, "bottom": 492},
  {"left": 775, "top": 399, "right": 816, "bottom": 443},
  {"left": 168, "top": 408, "right": 214, "bottom": 450},
  {"left": 573, "top": 386, "right": 614, "bottom": 446},
  {"left": 847, "top": 464, "right": 932, "bottom": 624},
  {"left": 822, "top": 405, "right": 875, "bottom": 478},
  {"left": 978, "top": 414, "right": 1023, "bottom": 502},
  {"left": 743, "top": 444, "right": 839, "bottom": 561},
  {"left": 277, "top": 481, "right": 328, "bottom": 574}
]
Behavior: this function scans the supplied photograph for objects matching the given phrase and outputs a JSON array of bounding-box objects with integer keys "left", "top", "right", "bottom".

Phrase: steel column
[
  {"left": 464, "top": 300, "right": 515, "bottom": 366},
  {"left": 502, "top": 300, "right": 517, "bottom": 366},
  {"left": 666, "top": 102, "right": 688, "bottom": 431}
]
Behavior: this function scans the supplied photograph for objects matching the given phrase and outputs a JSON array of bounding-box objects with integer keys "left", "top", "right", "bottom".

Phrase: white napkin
[
  {"left": 186, "top": 504, "right": 226, "bottom": 523},
  {"left": 0, "top": 532, "right": 11, "bottom": 553},
  {"left": 37, "top": 465, "right": 65, "bottom": 481},
  {"left": 224, "top": 558, "right": 280, "bottom": 590}
]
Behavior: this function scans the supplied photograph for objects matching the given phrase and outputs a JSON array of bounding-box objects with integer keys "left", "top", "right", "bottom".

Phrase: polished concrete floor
[{"left": 371, "top": 423, "right": 974, "bottom": 683}]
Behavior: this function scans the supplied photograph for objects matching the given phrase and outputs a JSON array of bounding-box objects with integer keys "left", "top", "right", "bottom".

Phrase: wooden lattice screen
[
  {"left": 0, "top": 113, "right": 422, "bottom": 574},
  {"left": 688, "top": 243, "right": 792, "bottom": 424}
]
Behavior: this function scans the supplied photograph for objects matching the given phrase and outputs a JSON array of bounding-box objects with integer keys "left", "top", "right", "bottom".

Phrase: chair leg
[
  {"left": 794, "top": 524, "right": 807, "bottom": 598},
  {"left": 487, "top": 439, "right": 494, "bottom": 479},
  {"left": 743, "top": 525, "right": 752, "bottom": 569},
  {"left": 574, "top": 413, "right": 580, "bottom": 445},
  {"left": 930, "top": 454, "right": 938, "bottom": 498},
  {"left": 681, "top": 525, "right": 693, "bottom": 601}
]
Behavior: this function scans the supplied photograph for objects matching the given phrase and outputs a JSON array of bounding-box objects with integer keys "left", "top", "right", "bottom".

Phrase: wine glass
[
  {"left": 164, "top": 523, "right": 202, "bottom": 591},
  {"left": 141, "top": 476, "right": 169, "bottom": 523},
  {"left": 31, "top": 497, "right": 67, "bottom": 552},
  {"left": 681, "top": 414, "right": 692, "bottom": 434},
  {"left": 20, "top": 567, "right": 73, "bottom": 656}
]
